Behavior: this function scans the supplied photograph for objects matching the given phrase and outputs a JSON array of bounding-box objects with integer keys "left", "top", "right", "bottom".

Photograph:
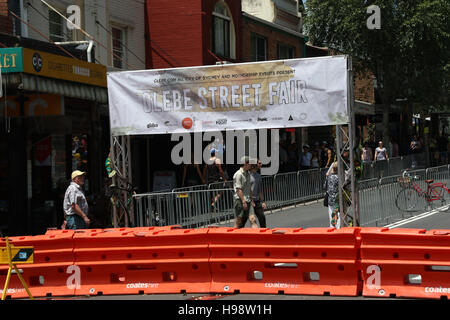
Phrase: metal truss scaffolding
[
  {"left": 110, "top": 135, "right": 134, "bottom": 227},
  {"left": 336, "top": 56, "right": 359, "bottom": 227}
]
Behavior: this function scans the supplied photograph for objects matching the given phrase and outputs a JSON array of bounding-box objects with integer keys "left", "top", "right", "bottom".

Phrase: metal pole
[
  {"left": 347, "top": 56, "right": 358, "bottom": 226},
  {"left": 336, "top": 125, "right": 345, "bottom": 224}
]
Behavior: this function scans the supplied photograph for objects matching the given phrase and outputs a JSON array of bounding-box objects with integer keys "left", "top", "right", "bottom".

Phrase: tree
[{"left": 303, "top": 0, "right": 450, "bottom": 147}]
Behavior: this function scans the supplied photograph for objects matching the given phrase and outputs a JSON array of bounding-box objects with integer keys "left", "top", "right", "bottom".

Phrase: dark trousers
[{"left": 240, "top": 200, "right": 266, "bottom": 228}]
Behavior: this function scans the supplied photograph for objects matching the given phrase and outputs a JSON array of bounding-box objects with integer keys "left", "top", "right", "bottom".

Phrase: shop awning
[
  {"left": 2, "top": 72, "right": 108, "bottom": 103},
  {"left": 21, "top": 74, "right": 108, "bottom": 103}
]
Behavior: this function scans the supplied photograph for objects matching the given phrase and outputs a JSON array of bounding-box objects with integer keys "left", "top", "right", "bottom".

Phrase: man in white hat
[{"left": 63, "top": 170, "right": 90, "bottom": 229}]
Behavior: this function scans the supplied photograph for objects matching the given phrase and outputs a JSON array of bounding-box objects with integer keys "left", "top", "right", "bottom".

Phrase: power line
[
  {"left": 39, "top": 0, "right": 137, "bottom": 70},
  {"left": 27, "top": 2, "right": 102, "bottom": 64},
  {"left": 8, "top": 10, "right": 79, "bottom": 60}
]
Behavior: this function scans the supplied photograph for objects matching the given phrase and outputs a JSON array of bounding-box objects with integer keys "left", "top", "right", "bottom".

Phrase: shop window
[
  {"left": 251, "top": 33, "right": 267, "bottom": 61},
  {"left": 278, "top": 43, "right": 295, "bottom": 60},
  {"left": 72, "top": 135, "right": 89, "bottom": 190},
  {"left": 212, "top": 1, "right": 235, "bottom": 59},
  {"left": 112, "top": 27, "right": 125, "bottom": 69}
]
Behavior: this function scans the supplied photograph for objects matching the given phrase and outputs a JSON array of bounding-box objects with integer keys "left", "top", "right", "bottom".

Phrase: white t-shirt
[{"left": 376, "top": 147, "right": 387, "bottom": 160}]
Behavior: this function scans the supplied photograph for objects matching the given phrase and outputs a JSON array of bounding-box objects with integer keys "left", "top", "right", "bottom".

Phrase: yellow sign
[
  {"left": 1, "top": 238, "right": 34, "bottom": 300},
  {"left": 0, "top": 246, "right": 34, "bottom": 264},
  {"left": 22, "top": 48, "right": 106, "bottom": 87},
  {"left": 176, "top": 193, "right": 189, "bottom": 198}
]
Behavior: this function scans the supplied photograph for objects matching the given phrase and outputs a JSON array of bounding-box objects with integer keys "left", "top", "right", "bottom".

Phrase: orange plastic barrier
[
  {"left": 360, "top": 228, "right": 450, "bottom": 299},
  {"left": 3, "top": 225, "right": 450, "bottom": 300},
  {"left": 208, "top": 227, "right": 361, "bottom": 296},
  {"left": 72, "top": 226, "right": 211, "bottom": 296},
  {"left": 0, "top": 230, "right": 75, "bottom": 299}
]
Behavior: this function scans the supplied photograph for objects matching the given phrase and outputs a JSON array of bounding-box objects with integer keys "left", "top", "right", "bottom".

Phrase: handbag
[{"left": 323, "top": 192, "right": 329, "bottom": 207}]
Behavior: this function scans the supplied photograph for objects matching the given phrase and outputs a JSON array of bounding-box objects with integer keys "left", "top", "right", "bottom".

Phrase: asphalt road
[{"left": 216, "top": 198, "right": 450, "bottom": 230}]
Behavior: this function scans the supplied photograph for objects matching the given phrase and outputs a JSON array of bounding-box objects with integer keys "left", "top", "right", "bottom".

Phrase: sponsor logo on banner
[
  {"left": 164, "top": 120, "right": 177, "bottom": 127},
  {"left": 146, "top": 122, "right": 158, "bottom": 128},
  {"left": 271, "top": 117, "right": 283, "bottom": 121},
  {"left": 288, "top": 115, "right": 294, "bottom": 121},
  {"left": 216, "top": 118, "right": 227, "bottom": 125},
  {"left": 257, "top": 117, "right": 268, "bottom": 121},
  {"left": 182, "top": 117, "right": 193, "bottom": 129},
  {"left": 231, "top": 119, "right": 252, "bottom": 123}
]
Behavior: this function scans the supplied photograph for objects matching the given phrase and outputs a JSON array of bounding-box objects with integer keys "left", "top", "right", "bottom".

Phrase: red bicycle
[{"left": 395, "top": 169, "right": 450, "bottom": 212}]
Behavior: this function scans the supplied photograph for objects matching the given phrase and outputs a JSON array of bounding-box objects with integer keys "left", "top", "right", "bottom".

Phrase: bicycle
[
  {"left": 107, "top": 170, "right": 138, "bottom": 227},
  {"left": 395, "top": 169, "right": 450, "bottom": 212}
]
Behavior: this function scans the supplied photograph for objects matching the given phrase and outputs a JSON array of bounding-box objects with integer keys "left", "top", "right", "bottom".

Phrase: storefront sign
[
  {"left": 0, "top": 47, "right": 106, "bottom": 87},
  {"left": 0, "top": 94, "right": 63, "bottom": 117},
  {"left": 22, "top": 48, "right": 106, "bottom": 87},
  {"left": 0, "top": 48, "right": 24, "bottom": 73},
  {"left": 107, "top": 56, "right": 349, "bottom": 136}
]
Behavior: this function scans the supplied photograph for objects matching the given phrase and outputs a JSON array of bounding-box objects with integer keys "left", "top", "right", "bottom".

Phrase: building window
[
  {"left": 49, "top": 9, "right": 65, "bottom": 42},
  {"left": 212, "top": 2, "right": 231, "bottom": 58},
  {"left": 251, "top": 33, "right": 267, "bottom": 61},
  {"left": 278, "top": 43, "right": 295, "bottom": 60},
  {"left": 112, "top": 27, "right": 125, "bottom": 69}
]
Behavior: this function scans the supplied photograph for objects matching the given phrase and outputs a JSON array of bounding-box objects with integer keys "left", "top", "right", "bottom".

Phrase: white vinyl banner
[{"left": 107, "top": 56, "right": 349, "bottom": 136}]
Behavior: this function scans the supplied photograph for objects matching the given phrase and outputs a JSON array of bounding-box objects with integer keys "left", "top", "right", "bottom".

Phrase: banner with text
[{"left": 107, "top": 56, "right": 349, "bottom": 136}]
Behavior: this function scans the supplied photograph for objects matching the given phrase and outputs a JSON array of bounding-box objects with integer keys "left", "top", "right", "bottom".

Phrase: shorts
[
  {"left": 234, "top": 199, "right": 255, "bottom": 220},
  {"left": 65, "top": 214, "right": 87, "bottom": 230}
]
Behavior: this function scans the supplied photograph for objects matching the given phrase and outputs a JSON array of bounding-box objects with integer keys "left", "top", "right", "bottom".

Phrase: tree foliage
[{"left": 303, "top": 0, "right": 450, "bottom": 112}]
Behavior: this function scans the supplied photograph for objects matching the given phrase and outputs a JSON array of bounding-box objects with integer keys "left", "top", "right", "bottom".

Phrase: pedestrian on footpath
[
  {"left": 361, "top": 142, "right": 373, "bottom": 179},
  {"left": 233, "top": 156, "right": 258, "bottom": 229},
  {"left": 326, "top": 162, "right": 341, "bottom": 229},
  {"left": 63, "top": 170, "right": 91, "bottom": 229},
  {"left": 300, "top": 145, "right": 312, "bottom": 170},
  {"left": 374, "top": 141, "right": 389, "bottom": 177},
  {"left": 240, "top": 160, "right": 267, "bottom": 228}
]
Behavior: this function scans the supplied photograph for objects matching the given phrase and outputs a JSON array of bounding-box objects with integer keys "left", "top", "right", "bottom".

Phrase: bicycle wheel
[
  {"left": 395, "top": 188, "right": 419, "bottom": 211},
  {"left": 430, "top": 185, "right": 450, "bottom": 212}
]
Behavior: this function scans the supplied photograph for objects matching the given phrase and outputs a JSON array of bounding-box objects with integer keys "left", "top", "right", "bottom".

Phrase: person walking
[
  {"left": 311, "top": 150, "right": 320, "bottom": 169},
  {"left": 203, "top": 148, "right": 227, "bottom": 208},
  {"left": 410, "top": 135, "right": 421, "bottom": 168},
  {"left": 250, "top": 161, "right": 267, "bottom": 228},
  {"left": 233, "top": 157, "right": 257, "bottom": 229},
  {"left": 361, "top": 142, "right": 373, "bottom": 179},
  {"left": 326, "top": 162, "right": 340, "bottom": 229},
  {"left": 320, "top": 141, "right": 333, "bottom": 168},
  {"left": 374, "top": 141, "right": 389, "bottom": 177},
  {"left": 63, "top": 170, "right": 90, "bottom": 229},
  {"left": 300, "top": 145, "right": 312, "bottom": 170},
  {"left": 182, "top": 153, "right": 205, "bottom": 187}
]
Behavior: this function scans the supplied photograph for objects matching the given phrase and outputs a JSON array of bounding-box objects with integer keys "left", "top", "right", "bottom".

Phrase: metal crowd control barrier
[
  {"left": 358, "top": 165, "right": 450, "bottom": 227},
  {"left": 133, "top": 168, "right": 328, "bottom": 228},
  {"left": 133, "top": 162, "right": 448, "bottom": 229}
]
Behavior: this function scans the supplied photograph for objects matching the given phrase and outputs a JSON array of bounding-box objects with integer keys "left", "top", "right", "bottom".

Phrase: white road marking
[{"left": 385, "top": 205, "right": 449, "bottom": 229}]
